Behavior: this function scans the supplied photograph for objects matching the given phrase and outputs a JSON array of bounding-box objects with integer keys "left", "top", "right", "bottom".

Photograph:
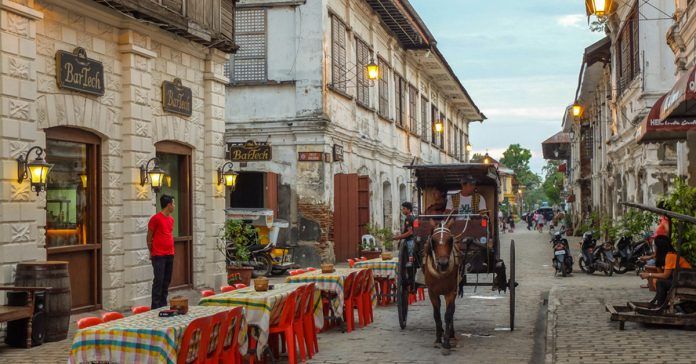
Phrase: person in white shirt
[{"left": 445, "top": 176, "right": 487, "bottom": 218}]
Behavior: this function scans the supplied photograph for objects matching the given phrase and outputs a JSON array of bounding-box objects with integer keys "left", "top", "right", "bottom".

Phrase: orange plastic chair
[
  {"left": 220, "top": 285, "right": 236, "bottom": 293},
  {"left": 220, "top": 307, "right": 244, "bottom": 364},
  {"left": 347, "top": 259, "right": 355, "bottom": 268},
  {"left": 302, "top": 283, "right": 319, "bottom": 358},
  {"left": 101, "top": 311, "right": 124, "bottom": 322},
  {"left": 204, "top": 311, "right": 231, "bottom": 364},
  {"left": 233, "top": 283, "right": 247, "bottom": 289},
  {"left": 341, "top": 271, "right": 359, "bottom": 332},
  {"left": 131, "top": 306, "right": 150, "bottom": 314},
  {"left": 177, "top": 316, "right": 212, "bottom": 364},
  {"left": 201, "top": 290, "right": 216, "bottom": 297},
  {"left": 265, "top": 290, "right": 299, "bottom": 364},
  {"left": 77, "top": 316, "right": 103, "bottom": 329}
]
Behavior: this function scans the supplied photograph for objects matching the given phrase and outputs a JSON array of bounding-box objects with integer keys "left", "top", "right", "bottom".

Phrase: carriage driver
[
  {"left": 393, "top": 202, "right": 417, "bottom": 267},
  {"left": 445, "top": 175, "right": 487, "bottom": 218}
]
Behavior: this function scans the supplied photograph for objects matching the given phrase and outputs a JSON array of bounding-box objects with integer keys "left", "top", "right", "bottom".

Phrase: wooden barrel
[{"left": 14, "top": 261, "right": 71, "bottom": 342}]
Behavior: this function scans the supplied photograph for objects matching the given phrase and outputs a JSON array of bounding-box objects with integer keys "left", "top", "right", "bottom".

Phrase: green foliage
[
  {"left": 500, "top": 144, "right": 540, "bottom": 188},
  {"left": 578, "top": 211, "right": 600, "bottom": 238},
  {"left": 470, "top": 153, "right": 485, "bottom": 163},
  {"left": 366, "top": 223, "right": 394, "bottom": 251},
  {"left": 664, "top": 178, "right": 696, "bottom": 264},
  {"left": 218, "top": 219, "right": 256, "bottom": 266}
]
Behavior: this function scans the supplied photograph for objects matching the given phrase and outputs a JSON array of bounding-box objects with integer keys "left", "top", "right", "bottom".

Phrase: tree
[
  {"left": 541, "top": 160, "right": 565, "bottom": 205},
  {"left": 500, "top": 144, "right": 540, "bottom": 189}
]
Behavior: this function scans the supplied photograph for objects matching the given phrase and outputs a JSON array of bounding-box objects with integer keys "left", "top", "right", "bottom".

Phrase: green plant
[
  {"left": 617, "top": 208, "right": 656, "bottom": 241},
  {"left": 664, "top": 178, "right": 696, "bottom": 265},
  {"left": 217, "top": 219, "right": 257, "bottom": 266},
  {"left": 366, "top": 223, "right": 395, "bottom": 251}
]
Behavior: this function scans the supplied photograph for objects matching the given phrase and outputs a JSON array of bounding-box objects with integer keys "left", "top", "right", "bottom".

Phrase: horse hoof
[
  {"left": 441, "top": 348, "right": 451, "bottom": 356},
  {"left": 433, "top": 341, "right": 441, "bottom": 348}
]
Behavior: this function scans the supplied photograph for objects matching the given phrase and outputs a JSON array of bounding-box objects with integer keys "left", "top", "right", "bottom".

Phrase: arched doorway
[
  {"left": 45, "top": 127, "right": 102, "bottom": 311},
  {"left": 155, "top": 141, "right": 193, "bottom": 289}
]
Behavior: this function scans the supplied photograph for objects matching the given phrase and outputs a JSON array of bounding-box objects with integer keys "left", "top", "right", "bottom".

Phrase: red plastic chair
[
  {"left": 360, "top": 256, "right": 367, "bottom": 261},
  {"left": 361, "top": 270, "right": 374, "bottom": 325},
  {"left": 350, "top": 270, "right": 368, "bottom": 329},
  {"left": 131, "top": 306, "right": 150, "bottom": 314},
  {"left": 101, "top": 311, "right": 124, "bottom": 322},
  {"left": 77, "top": 316, "right": 103, "bottom": 329},
  {"left": 220, "top": 307, "right": 244, "bottom": 364},
  {"left": 201, "top": 290, "right": 215, "bottom": 297},
  {"left": 341, "top": 271, "right": 359, "bottom": 332},
  {"left": 417, "top": 287, "right": 426, "bottom": 301},
  {"left": 265, "top": 290, "right": 299, "bottom": 364},
  {"left": 220, "top": 285, "right": 237, "bottom": 293},
  {"left": 305, "top": 267, "right": 317, "bottom": 272},
  {"left": 289, "top": 269, "right": 306, "bottom": 276},
  {"left": 291, "top": 285, "right": 308, "bottom": 361},
  {"left": 177, "top": 316, "right": 212, "bottom": 364},
  {"left": 233, "top": 283, "right": 247, "bottom": 289},
  {"left": 302, "top": 283, "right": 319, "bottom": 358},
  {"left": 204, "top": 311, "right": 231, "bottom": 364},
  {"left": 347, "top": 259, "right": 355, "bottom": 268}
]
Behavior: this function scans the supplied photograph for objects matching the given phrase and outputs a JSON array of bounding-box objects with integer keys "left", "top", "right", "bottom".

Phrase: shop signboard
[
  {"left": 228, "top": 140, "right": 272, "bottom": 161},
  {"left": 55, "top": 47, "right": 105, "bottom": 96},
  {"left": 162, "top": 78, "right": 193, "bottom": 117},
  {"left": 333, "top": 144, "right": 344, "bottom": 162},
  {"left": 298, "top": 152, "right": 323, "bottom": 162}
]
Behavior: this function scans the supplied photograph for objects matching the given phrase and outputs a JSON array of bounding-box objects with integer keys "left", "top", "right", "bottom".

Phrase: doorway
[
  {"left": 155, "top": 141, "right": 193, "bottom": 289},
  {"left": 228, "top": 172, "right": 279, "bottom": 216},
  {"left": 333, "top": 174, "right": 370, "bottom": 261},
  {"left": 45, "top": 127, "right": 101, "bottom": 312}
]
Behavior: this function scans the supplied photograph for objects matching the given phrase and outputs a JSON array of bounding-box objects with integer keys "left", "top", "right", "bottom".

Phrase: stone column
[
  {"left": 118, "top": 30, "right": 157, "bottom": 308},
  {"left": 0, "top": 0, "right": 44, "bottom": 287},
  {"left": 687, "top": 131, "right": 696, "bottom": 187},
  {"left": 202, "top": 49, "right": 228, "bottom": 289}
]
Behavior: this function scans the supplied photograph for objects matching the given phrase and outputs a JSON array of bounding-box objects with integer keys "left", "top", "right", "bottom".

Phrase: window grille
[
  {"left": 229, "top": 9, "right": 267, "bottom": 83},
  {"left": 409, "top": 84, "right": 418, "bottom": 134},
  {"left": 356, "top": 39, "right": 371, "bottom": 107},
  {"left": 331, "top": 16, "right": 348, "bottom": 93},
  {"left": 617, "top": 5, "right": 638, "bottom": 95},
  {"left": 378, "top": 58, "right": 390, "bottom": 117},
  {"left": 395, "top": 73, "right": 404, "bottom": 126}
]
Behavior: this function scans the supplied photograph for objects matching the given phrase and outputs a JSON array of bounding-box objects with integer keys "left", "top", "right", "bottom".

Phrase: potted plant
[
  {"left": 218, "top": 219, "right": 256, "bottom": 286},
  {"left": 363, "top": 224, "right": 395, "bottom": 259}
]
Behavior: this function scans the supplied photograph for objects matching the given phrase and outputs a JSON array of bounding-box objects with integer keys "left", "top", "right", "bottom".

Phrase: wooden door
[
  {"left": 264, "top": 172, "right": 279, "bottom": 218},
  {"left": 45, "top": 127, "right": 102, "bottom": 312},
  {"left": 358, "top": 176, "right": 370, "bottom": 238},
  {"left": 156, "top": 142, "right": 193, "bottom": 290},
  {"left": 333, "top": 174, "right": 359, "bottom": 261}
]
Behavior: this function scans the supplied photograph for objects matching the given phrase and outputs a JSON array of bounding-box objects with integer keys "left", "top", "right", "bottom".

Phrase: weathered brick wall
[{"left": 297, "top": 201, "right": 334, "bottom": 263}]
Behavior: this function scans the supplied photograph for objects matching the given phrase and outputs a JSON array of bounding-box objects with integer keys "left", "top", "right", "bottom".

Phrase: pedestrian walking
[{"left": 147, "top": 194, "right": 176, "bottom": 309}]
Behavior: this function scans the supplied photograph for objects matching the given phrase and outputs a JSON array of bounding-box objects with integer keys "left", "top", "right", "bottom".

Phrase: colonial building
[
  {"left": 224, "top": 0, "right": 484, "bottom": 264},
  {"left": 0, "top": 0, "right": 235, "bottom": 311}
]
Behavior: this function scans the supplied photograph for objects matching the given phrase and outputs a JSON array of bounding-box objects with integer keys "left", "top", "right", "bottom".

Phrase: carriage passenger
[{"left": 445, "top": 175, "right": 487, "bottom": 219}]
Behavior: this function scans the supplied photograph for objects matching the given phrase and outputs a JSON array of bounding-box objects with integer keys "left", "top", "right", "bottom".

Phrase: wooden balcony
[{"left": 93, "top": 0, "right": 237, "bottom": 53}]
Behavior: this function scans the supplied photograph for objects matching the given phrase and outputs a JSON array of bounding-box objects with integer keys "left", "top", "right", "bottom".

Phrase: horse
[{"left": 423, "top": 224, "right": 461, "bottom": 355}]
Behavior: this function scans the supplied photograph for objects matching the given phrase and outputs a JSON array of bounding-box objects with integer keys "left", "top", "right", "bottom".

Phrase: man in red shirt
[{"left": 147, "top": 194, "right": 175, "bottom": 309}]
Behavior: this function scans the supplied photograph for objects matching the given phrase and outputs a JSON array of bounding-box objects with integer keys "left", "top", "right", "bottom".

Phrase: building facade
[
  {"left": 0, "top": 0, "right": 235, "bottom": 311},
  {"left": 225, "top": 0, "right": 484, "bottom": 264}
]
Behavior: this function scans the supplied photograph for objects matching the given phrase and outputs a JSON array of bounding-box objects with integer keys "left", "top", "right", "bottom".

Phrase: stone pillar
[
  {"left": 118, "top": 30, "right": 157, "bottom": 308},
  {"left": 687, "top": 131, "right": 696, "bottom": 187},
  {"left": 202, "top": 49, "right": 228, "bottom": 289},
  {"left": 0, "top": 0, "right": 44, "bottom": 288}
]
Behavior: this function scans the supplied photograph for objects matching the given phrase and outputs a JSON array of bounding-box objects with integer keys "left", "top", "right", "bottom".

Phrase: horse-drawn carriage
[{"left": 397, "top": 163, "right": 516, "bottom": 351}]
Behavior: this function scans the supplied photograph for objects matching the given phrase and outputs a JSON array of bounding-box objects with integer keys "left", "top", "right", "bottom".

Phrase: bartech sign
[
  {"left": 228, "top": 140, "right": 272, "bottom": 161},
  {"left": 55, "top": 48, "right": 105, "bottom": 96},
  {"left": 162, "top": 78, "right": 193, "bottom": 117}
]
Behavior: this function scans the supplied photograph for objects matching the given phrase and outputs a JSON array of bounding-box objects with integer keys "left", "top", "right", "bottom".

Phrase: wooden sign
[
  {"left": 298, "top": 152, "right": 323, "bottom": 162},
  {"left": 228, "top": 140, "right": 272, "bottom": 161},
  {"left": 333, "top": 144, "right": 344, "bottom": 162},
  {"left": 162, "top": 78, "right": 193, "bottom": 117},
  {"left": 55, "top": 47, "right": 104, "bottom": 96}
]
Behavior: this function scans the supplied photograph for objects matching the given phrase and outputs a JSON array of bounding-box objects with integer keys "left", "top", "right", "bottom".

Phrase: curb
[{"left": 544, "top": 285, "right": 559, "bottom": 364}]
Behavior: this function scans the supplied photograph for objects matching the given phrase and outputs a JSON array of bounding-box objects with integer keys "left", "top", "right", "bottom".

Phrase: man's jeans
[
  {"left": 151, "top": 255, "right": 174, "bottom": 309},
  {"left": 582, "top": 249, "right": 593, "bottom": 267}
]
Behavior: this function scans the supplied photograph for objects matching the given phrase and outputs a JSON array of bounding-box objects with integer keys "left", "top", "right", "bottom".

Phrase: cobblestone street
[{"left": 3, "top": 228, "right": 696, "bottom": 363}]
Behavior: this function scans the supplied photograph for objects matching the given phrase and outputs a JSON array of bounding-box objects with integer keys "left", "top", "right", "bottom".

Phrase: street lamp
[
  {"left": 483, "top": 153, "right": 492, "bottom": 165},
  {"left": 571, "top": 103, "right": 584, "bottom": 118},
  {"left": 366, "top": 59, "right": 380, "bottom": 81},
  {"left": 588, "top": 0, "right": 613, "bottom": 17},
  {"left": 217, "top": 161, "right": 238, "bottom": 191},
  {"left": 140, "top": 157, "right": 167, "bottom": 194},
  {"left": 17, "top": 146, "right": 52, "bottom": 195},
  {"left": 434, "top": 119, "right": 444, "bottom": 134},
  {"left": 466, "top": 143, "right": 473, "bottom": 152}
]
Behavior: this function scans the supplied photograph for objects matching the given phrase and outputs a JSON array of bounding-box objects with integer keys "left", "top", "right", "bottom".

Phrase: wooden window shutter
[{"left": 331, "top": 17, "right": 347, "bottom": 93}]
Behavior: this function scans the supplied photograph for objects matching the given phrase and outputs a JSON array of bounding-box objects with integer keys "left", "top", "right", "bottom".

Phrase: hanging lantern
[
  {"left": 139, "top": 157, "right": 168, "bottom": 194},
  {"left": 17, "top": 146, "right": 52, "bottom": 195},
  {"left": 571, "top": 103, "right": 584, "bottom": 118},
  {"left": 366, "top": 60, "right": 380, "bottom": 81},
  {"left": 80, "top": 173, "right": 88, "bottom": 189},
  {"left": 587, "top": 0, "right": 613, "bottom": 17}
]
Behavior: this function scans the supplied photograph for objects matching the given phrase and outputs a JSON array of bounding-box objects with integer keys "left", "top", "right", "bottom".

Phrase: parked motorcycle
[
  {"left": 612, "top": 234, "right": 653, "bottom": 274},
  {"left": 551, "top": 231, "right": 573, "bottom": 277},
  {"left": 226, "top": 231, "right": 295, "bottom": 277},
  {"left": 578, "top": 231, "right": 614, "bottom": 276}
]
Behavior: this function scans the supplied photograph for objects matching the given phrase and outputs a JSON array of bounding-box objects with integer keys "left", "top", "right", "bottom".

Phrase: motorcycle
[
  {"left": 551, "top": 231, "right": 573, "bottom": 277},
  {"left": 612, "top": 235, "right": 653, "bottom": 274},
  {"left": 578, "top": 231, "right": 614, "bottom": 276},
  {"left": 225, "top": 229, "right": 295, "bottom": 277}
]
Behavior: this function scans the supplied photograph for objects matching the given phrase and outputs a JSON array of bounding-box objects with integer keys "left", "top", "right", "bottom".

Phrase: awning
[
  {"left": 542, "top": 131, "right": 571, "bottom": 160},
  {"left": 639, "top": 66, "right": 696, "bottom": 143}
]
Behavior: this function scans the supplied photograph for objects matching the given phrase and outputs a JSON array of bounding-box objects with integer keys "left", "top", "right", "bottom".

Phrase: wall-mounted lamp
[
  {"left": 366, "top": 59, "right": 380, "bottom": 81},
  {"left": 434, "top": 120, "right": 444, "bottom": 133},
  {"left": 587, "top": 0, "right": 613, "bottom": 17},
  {"left": 571, "top": 102, "right": 584, "bottom": 118},
  {"left": 140, "top": 157, "right": 167, "bottom": 194},
  {"left": 569, "top": 130, "right": 576, "bottom": 142},
  {"left": 217, "top": 161, "right": 238, "bottom": 191},
  {"left": 466, "top": 143, "right": 473, "bottom": 152},
  {"left": 79, "top": 173, "right": 88, "bottom": 189},
  {"left": 17, "top": 146, "right": 52, "bottom": 195}
]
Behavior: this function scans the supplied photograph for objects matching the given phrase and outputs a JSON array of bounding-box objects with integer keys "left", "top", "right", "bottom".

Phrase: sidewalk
[{"left": 547, "top": 285, "right": 696, "bottom": 364}]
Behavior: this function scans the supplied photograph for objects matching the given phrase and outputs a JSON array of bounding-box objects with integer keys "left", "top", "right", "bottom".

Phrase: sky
[{"left": 410, "top": 0, "right": 603, "bottom": 174}]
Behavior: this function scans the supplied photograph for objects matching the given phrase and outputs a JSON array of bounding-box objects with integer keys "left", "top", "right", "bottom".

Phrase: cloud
[{"left": 556, "top": 14, "right": 586, "bottom": 28}]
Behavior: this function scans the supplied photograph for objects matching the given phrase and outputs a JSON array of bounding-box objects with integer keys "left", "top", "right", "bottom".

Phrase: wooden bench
[{"left": 0, "top": 286, "right": 51, "bottom": 348}]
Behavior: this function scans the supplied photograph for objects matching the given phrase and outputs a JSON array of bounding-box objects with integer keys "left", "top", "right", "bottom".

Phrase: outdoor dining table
[
  {"left": 354, "top": 257, "right": 399, "bottom": 305},
  {"left": 285, "top": 267, "right": 376, "bottom": 318},
  {"left": 198, "top": 282, "right": 322, "bottom": 359},
  {"left": 68, "top": 305, "right": 247, "bottom": 364}
]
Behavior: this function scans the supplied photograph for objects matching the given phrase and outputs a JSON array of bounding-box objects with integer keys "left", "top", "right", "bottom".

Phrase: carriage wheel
[
  {"left": 509, "top": 239, "right": 516, "bottom": 331},
  {"left": 397, "top": 244, "right": 409, "bottom": 329}
]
